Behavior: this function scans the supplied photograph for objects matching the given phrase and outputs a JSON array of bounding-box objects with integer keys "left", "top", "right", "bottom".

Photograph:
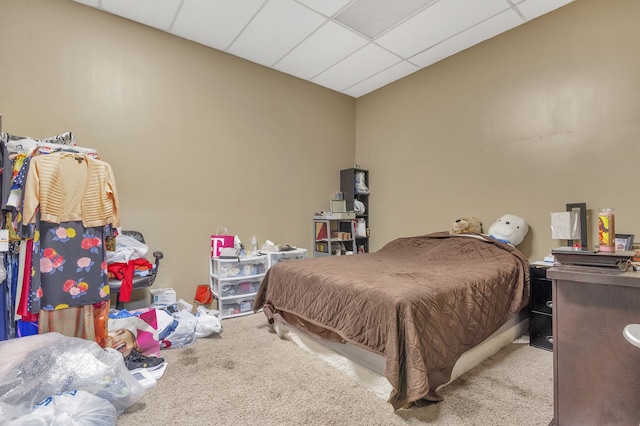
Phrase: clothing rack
[
  {"left": 0, "top": 119, "right": 105, "bottom": 342},
  {"left": 35, "top": 141, "right": 96, "bottom": 155}
]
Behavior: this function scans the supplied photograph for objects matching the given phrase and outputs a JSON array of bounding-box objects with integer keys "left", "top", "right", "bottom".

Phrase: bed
[{"left": 253, "top": 232, "right": 530, "bottom": 409}]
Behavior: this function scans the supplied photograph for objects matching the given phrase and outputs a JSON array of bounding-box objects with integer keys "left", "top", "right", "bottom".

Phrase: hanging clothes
[
  {"left": 37, "top": 300, "right": 110, "bottom": 347},
  {"left": 0, "top": 131, "right": 105, "bottom": 342},
  {"left": 22, "top": 152, "right": 120, "bottom": 311},
  {"left": 29, "top": 220, "right": 110, "bottom": 312},
  {"left": 22, "top": 152, "right": 119, "bottom": 228}
]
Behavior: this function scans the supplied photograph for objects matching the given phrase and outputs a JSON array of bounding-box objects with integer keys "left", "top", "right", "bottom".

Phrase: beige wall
[
  {"left": 1, "top": 0, "right": 638, "bottom": 305},
  {"left": 0, "top": 0, "right": 355, "bottom": 305},
  {"left": 356, "top": 0, "right": 640, "bottom": 262}
]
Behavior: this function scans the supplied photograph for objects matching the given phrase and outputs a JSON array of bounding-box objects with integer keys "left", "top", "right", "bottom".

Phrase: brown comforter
[{"left": 253, "top": 232, "right": 530, "bottom": 409}]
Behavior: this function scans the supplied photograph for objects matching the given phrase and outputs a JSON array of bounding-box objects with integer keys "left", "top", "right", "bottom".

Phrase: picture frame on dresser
[{"left": 615, "top": 233, "right": 634, "bottom": 251}]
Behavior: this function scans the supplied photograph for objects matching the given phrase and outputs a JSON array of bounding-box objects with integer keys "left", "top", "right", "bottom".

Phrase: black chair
[{"left": 109, "top": 230, "right": 164, "bottom": 310}]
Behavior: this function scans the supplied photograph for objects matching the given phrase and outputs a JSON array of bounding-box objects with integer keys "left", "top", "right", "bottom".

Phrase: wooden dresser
[{"left": 548, "top": 265, "right": 640, "bottom": 426}]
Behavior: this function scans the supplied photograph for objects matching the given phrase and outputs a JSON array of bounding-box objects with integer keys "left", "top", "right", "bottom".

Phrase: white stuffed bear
[{"left": 487, "top": 214, "right": 529, "bottom": 246}]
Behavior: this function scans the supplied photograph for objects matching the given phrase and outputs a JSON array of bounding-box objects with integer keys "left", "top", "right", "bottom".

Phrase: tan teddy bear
[{"left": 449, "top": 217, "right": 483, "bottom": 235}]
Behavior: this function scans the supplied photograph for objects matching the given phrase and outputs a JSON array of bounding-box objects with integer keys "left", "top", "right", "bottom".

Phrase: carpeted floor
[{"left": 117, "top": 313, "right": 553, "bottom": 425}]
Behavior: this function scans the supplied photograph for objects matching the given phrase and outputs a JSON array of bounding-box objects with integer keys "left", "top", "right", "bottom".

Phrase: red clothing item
[
  {"left": 17, "top": 239, "right": 38, "bottom": 322},
  {"left": 108, "top": 258, "right": 153, "bottom": 302}
]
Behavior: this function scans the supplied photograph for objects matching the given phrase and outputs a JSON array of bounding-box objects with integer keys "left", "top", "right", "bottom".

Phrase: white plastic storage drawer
[
  {"left": 217, "top": 277, "right": 261, "bottom": 298},
  {"left": 212, "top": 256, "right": 267, "bottom": 278},
  {"left": 266, "top": 248, "right": 307, "bottom": 268},
  {"left": 221, "top": 299, "right": 255, "bottom": 317}
]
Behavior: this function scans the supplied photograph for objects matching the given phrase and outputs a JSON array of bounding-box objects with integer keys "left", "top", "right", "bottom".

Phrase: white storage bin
[
  {"left": 266, "top": 248, "right": 307, "bottom": 268},
  {"left": 212, "top": 256, "right": 267, "bottom": 278},
  {"left": 210, "top": 256, "right": 267, "bottom": 319},
  {"left": 218, "top": 278, "right": 261, "bottom": 297}
]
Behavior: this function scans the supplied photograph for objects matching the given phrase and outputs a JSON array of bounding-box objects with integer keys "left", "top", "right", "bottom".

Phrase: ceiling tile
[
  {"left": 171, "top": 0, "right": 264, "bottom": 51},
  {"left": 274, "top": 21, "right": 368, "bottom": 80},
  {"left": 297, "top": 0, "right": 352, "bottom": 17},
  {"left": 516, "top": 0, "right": 575, "bottom": 21},
  {"left": 227, "top": 0, "right": 326, "bottom": 68},
  {"left": 71, "top": 0, "right": 576, "bottom": 97},
  {"left": 343, "top": 60, "right": 420, "bottom": 97},
  {"left": 410, "top": 8, "right": 523, "bottom": 68},
  {"left": 101, "top": 0, "right": 182, "bottom": 31},
  {"left": 312, "top": 43, "right": 402, "bottom": 91},
  {"left": 335, "top": 0, "right": 436, "bottom": 39},
  {"left": 376, "top": 0, "right": 510, "bottom": 58}
]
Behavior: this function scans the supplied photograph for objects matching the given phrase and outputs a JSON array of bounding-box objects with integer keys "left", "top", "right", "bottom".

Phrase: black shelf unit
[
  {"left": 529, "top": 264, "right": 553, "bottom": 351},
  {"left": 340, "top": 168, "right": 369, "bottom": 253}
]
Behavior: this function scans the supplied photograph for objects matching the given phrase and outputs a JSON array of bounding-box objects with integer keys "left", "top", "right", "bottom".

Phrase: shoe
[{"left": 124, "top": 349, "right": 165, "bottom": 370}]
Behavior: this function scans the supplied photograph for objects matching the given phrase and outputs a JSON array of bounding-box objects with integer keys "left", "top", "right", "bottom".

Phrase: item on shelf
[
  {"left": 211, "top": 231, "right": 234, "bottom": 258},
  {"left": 330, "top": 199, "right": 347, "bottom": 212},
  {"left": 261, "top": 246, "right": 304, "bottom": 258},
  {"left": 355, "top": 170, "right": 369, "bottom": 194},
  {"left": 313, "top": 218, "right": 356, "bottom": 257},
  {"left": 219, "top": 247, "right": 240, "bottom": 259},
  {"left": 598, "top": 208, "right": 615, "bottom": 252},
  {"left": 316, "top": 222, "right": 328, "bottom": 240},
  {"left": 356, "top": 218, "right": 367, "bottom": 237}
]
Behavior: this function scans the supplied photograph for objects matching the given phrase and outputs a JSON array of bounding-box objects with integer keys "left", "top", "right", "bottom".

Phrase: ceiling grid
[{"left": 72, "top": 0, "right": 575, "bottom": 98}]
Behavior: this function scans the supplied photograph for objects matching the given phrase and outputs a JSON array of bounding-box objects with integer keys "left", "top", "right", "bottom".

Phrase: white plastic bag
[
  {"left": 106, "top": 233, "right": 149, "bottom": 263},
  {"left": 356, "top": 218, "right": 367, "bottom": 238},
  {"left": 0, "top": 333, "right": 144, "bottom": 416},
  {"left": 194, "top": 306, "right": 222, "bottom": 338},
  {"left": 7, "top": 390, "right": 117, "bottom": 426},
  {"left": 158, "top": 310, "right": 197, "bottom": 349}
]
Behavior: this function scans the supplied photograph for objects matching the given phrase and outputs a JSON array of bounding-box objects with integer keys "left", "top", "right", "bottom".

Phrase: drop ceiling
[{"left": 72, "top": 0, "right": 575, "bottom": 98}]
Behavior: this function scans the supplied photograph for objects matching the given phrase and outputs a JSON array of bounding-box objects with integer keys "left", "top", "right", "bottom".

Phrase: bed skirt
[{"left": 271, "top": 308, "right": 529, "bottom": 402}]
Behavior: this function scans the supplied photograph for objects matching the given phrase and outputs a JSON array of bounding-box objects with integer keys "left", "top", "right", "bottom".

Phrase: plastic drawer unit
[
  {"left": 266, "top": 248, "right": 307, "bottom": 268},
  {"left": 210, "top": 256, "right": 267, "bottom": 319}
]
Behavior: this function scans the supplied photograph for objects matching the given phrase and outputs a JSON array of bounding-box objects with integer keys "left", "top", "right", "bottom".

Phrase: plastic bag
[
  {"left": 6, "top": 390, "right": 117, "bottom": 426},
  {"left": 194, "top": 305, "right": 222, "bottom": 338},
  {"left": 0, "top": 333, "right": 145, "bottom": 416},
  {"left": 116, "top": 233, "right": 149, "bottom": 257},
  {"left": 106, "top": 233, "right": 149, "bottom": 263},
  {"left": 108, "top": 309, "right": 161, "bottom": 358},
  {"left": 356, "top": 218, "right": 367, "bottom": 237},
  {"left": 157, "top": 309, "right": 197, "bottom": 349}
]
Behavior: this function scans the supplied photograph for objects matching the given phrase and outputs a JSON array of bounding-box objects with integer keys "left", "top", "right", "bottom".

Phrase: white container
[
  {"left": 149, "top": 288, "right": 176, "bottom": 305},
  {"left": 210, "top": 256, "right": 268, "bottom": 319},
  {"left": 266, "top": 248, "right": 308, "bottom": 268},
  {"left": 212, "top": 256, "right": 267, "bottom": 278}
]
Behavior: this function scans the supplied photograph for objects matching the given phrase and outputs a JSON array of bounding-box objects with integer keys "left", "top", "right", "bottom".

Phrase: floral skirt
[{"left": 30, "top": 221, "right": 110, "bottom": 312}]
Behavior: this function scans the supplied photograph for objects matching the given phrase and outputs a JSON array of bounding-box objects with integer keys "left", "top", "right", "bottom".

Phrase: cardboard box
[
  {"left": 331, "top": 231, "right": 351, "bottom": 240},
  {"left": 149, "top": 288, "right": 176, "bottom": 305}
]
